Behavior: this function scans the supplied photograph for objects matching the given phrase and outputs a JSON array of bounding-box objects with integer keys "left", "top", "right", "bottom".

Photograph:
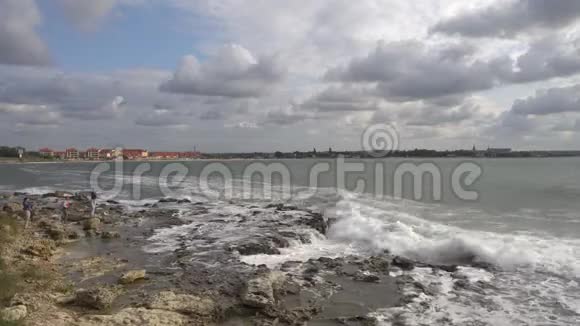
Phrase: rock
[
  {"left": 353, "top": 271, "right": 381, "bottom": 283},
  {"left": 101, "top": 231, "right": 121, "bottom": 239},
  {"left": 392, "top": 256, "right": 415, "bottom": 271},
  {"left": 0, "top": 224, "right": 12, "bottom": 235},
  {"left": 241, "top": 273, "right": 286, "bottom": 309},
  {"left": 147, "top": 291, "right": 217, "bottom": 317},
  {"left": 2, "top": 202, "right": 22, "bottom": 213},
  {"left": 302, "top": 212, "right": 327, "bottom": 235},
  {"left": 83, "top": 218, "right": 101, "bottom": 231},
  {"left": 23, "top": 240, "right": 55, "bottom": 258},
  {"left": 75, "top": 287, "right": 118, "bottom": 310},
  {"left": 119, "top": 269, "right": 147, "bottom": 284},
  {"left": 229, "top": 240, "right": 280, "bottom": 256},
  {"left": 177, "top": 199, "right": 191, "bottom": 204},
  {"left": 82, "top": 308, "right": 189, "bottom": 326},
  {"left": 158, "top": 198, "right": 179, "bottom": 203},
  {"left": 0, "top": 305, "right": 28, "bottom": 321},
  {"left": 106, "top": 200, "right": 120, "bottom": 205}
]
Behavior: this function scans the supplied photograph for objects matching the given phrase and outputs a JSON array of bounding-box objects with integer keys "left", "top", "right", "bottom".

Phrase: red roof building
[
  {"left": 65, "top": 148, "right": 79, "bottom": 160},
  {"left": 86, "top": 148, "right": 100, "bottom": 160},
  {"left": 149, "top": 152, "right": 180, "bottom": 159},
  {"left": 122, "top": 149, "right": 148, "bottom": 160},
  {"left": 39, "top": 148, "right": 55, "bottom": 157}
]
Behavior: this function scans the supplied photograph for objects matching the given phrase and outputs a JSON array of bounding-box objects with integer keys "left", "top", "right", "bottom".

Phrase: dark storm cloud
[
  {"left": 160, "top": 44, "right": 286, "bottom": 98},
  {"left": 512, "top": 85, "right": 580, "bottom": 116},
  {"left": 0, "top": 0, "right": 51, "bottom": 66},
  {"left": 432, "top": 0, "right": 580, "bottom": 38}
]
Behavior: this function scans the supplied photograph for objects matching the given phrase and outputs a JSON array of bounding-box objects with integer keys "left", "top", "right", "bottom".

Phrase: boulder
[
  {"left": 0, "top": 305, "right": 28, "bottom": 321},
  {"left": 2, "top": 202, "right": 22, "bottom": 213},
  {"left": 147, "top": 291, "right": 216, "bottom": 316},
  {"left": 392, "top": 256, "right": 415, "bottom": 271},
  {"left": 353, "top": 271, "right": 381, "bottom": 283},
  {"left": 119, "top": 269, "right": 147, "bottom": 284},
  {"left": 83, "top": 218, "right": 101, "bottom": 231},
  {"left": 241, "top": 272, "right": 286, "bottom": 309},
  {"left": 74, "top": 287, "right": 118, "bottom": 310}
]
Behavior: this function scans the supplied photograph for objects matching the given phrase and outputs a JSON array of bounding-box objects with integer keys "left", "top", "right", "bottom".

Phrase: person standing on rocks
[
  {"left": 90, "top": 191, "right": 98, "bottom": 217},
  {"left": 22, "top": 197, "right": 33, "bottom": 229},
  {"left": 61, "top": 197, "right": 71, "bottom": 222}
]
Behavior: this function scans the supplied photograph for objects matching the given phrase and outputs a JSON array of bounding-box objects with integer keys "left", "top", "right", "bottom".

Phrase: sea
[{"left": 1, "top": 157, "right": 579, "bottom": 325}]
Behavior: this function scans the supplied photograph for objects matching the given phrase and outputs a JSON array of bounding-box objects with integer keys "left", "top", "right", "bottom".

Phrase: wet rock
[
  {"left": 229, "top": 240, "right": 281, "bottom": 256},
  {"left": 158, "top": 198, "right": 179, "bottom": 203},
  {"left": 301, "top": 212, "right": 327, "bottom": 235},
  {"left": 0, "top": 305, "right": 28, "bottom": 321},
  {"left": 147, "top": 291, "right": 217, "bottom": 317},
  {"left": 106, "top": 200, "right": 120, "bottom": 205},
  {"left": 83, "top": 217, "right": 101, "bottom": 231},
  {"left": 241, "top": 273, "right": 286, "bottom": 309},
  {"left": 75, "top": 287, "right": 119, "bottom": 310},
  {"left": 392, "top": 256, "right": 415, "bottom": 270},
  {"left": 353, "top": 271, "right": 381, "bottom": 283},
  {"left": 2, "top": 202, "right": 22, "bottom": 213},
  {"left": 101, "top": 231, "right": 121, "bottom": 239},
  {"left": 119, "top": 269, "right": 147, "bottom": 284},
  {"left": 177, "top": 199, "right": 191, "bottom": 204}
]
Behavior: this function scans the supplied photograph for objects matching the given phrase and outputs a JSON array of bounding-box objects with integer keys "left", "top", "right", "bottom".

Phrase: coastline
[{"left": 0, "top": 190, "right": 421, "bottom": 325}]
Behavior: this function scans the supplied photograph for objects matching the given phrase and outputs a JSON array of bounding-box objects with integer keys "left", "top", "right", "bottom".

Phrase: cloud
[
  {"left": 406, "top": 102, "right": 487, "bottom": 127},
  {"left": 0, "top": 0, "right": 51, "bottom": 66},
  {"left": 61, "top": 95, "right": 127, "bottom": 120},
  {"left": 135, "top": 107, "right": 189, "bottom": 127},
  {"left": 432, "top": 0, "right": 580, "bottom": 38},
  {"left": 58, "top": 0, "right": 117, "bottom": 31},
  {"left": 302, "top": 86, "right": 377, "bottom": 111},
  {"left": 512, "top": 85, "right": 580, "bottom": 116},
  {"left": 0, "top": 102, "right": 61, "bottom": 126},
  {"left": 160, "top": 44, "right": 286, "bottom": 98},
  {"left": 325, "top": 41, "right": 499, "bottom": 101}
]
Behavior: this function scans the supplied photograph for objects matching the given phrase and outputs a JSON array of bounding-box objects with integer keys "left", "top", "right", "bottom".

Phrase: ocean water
[{"left": 1, "top": 157, "right": 579, "bottom": 325}]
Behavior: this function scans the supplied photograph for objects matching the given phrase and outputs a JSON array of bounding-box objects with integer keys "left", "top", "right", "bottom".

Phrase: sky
[{"left": 1, "top": 0, "right": 580, "bottom": 152}]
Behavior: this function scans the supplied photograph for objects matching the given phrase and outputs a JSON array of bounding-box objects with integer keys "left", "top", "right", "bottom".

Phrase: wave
[{"left": 327, "top": 192, "right": 580, "bottom": 278}]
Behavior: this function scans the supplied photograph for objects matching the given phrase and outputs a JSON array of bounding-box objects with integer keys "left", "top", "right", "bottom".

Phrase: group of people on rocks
[{"left": 21, "top": 191, "right": 98, "bottom": 228}]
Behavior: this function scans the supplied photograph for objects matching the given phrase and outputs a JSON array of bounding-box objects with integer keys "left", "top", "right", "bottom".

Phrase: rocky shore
[{"left": 0, "top": 191, "right": 478, "bottom": 325}]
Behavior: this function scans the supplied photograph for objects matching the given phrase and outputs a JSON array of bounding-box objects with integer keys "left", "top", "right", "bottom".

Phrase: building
[
  {"left": 179, "top": 151, "right": 201, "bottom": 159},
  {"left": 86, "top": 148, "right": 100, "bottom": 160},
  {"left": 122, "top": 149, "right": 148, "bottom": 160},
  {"left": 38, "top": 148, "right": 55, "bottom": 157},
  {"left": 149, "top": 152, "right": 180, "bottom": 160},
  {"left": 65, "top": 148, "right": 79, "bottom": 160},
  {"left": 98, "top": 149, "right": 113, "bottom": 160}
]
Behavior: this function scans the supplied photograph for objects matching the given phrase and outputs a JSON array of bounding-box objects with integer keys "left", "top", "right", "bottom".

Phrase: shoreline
[
  {"left": 0, "top": 190, "right": 426, "bottom": 325},
  {"left": 1, "top": 155, "right": 579, "bottom": 166}
]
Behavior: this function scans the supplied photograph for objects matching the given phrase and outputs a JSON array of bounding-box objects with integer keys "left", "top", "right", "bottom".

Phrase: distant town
[{"left": 1, "top": 145, "right": 580, "bottom": 162}]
